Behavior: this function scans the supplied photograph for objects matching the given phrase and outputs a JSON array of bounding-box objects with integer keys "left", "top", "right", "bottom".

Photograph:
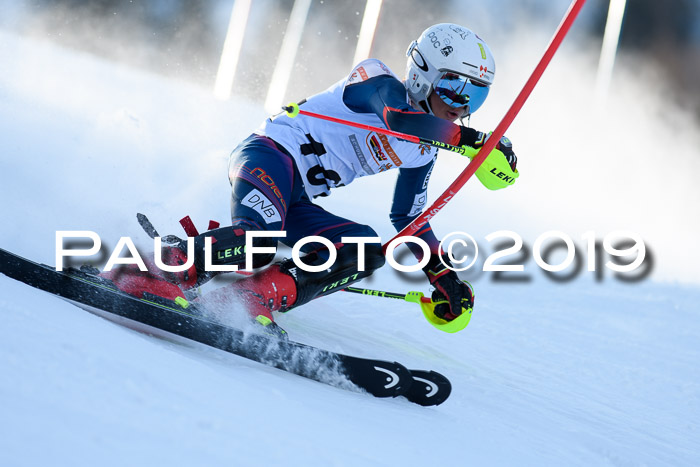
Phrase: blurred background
[{"left": 1, "top": 0, "right": 699, "bottom": 116}]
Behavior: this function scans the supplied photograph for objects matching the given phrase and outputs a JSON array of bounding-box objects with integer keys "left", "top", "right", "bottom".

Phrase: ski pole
[
  {"left": 343, "top": 285, "right": 433, "bottom": 304},
  {"left": 342, "top": 286, "right": 471, "bottom": 333},
  {"left": 282, "top": 104, "right": 471, "bottom": 157}
]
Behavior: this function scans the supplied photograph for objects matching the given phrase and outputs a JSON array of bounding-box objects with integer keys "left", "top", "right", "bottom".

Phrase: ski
[
  {"left": 405, "top": 369, "right": 452, "bottom": 407},
  {"left": 0, "top": 248, "right": 450, "bottom": 404}
]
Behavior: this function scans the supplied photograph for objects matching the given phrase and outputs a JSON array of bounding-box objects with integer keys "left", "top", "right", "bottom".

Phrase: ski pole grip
[{"left": 283, "top": 102, "right": 300, "bottom": 118}]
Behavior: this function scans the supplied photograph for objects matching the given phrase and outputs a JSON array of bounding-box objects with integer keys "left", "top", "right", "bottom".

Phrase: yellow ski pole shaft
[{"left": 342, "top": 286, "right": 472, "bottom": 333}]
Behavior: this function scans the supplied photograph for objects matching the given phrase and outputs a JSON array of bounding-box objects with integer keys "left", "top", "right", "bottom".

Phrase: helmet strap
[
  {"left": 420, "top": 93, "right": 435, "bottom": 116},
  {"left": 409, "top": 96, "right": 433, "bottom": 116},
  {"left": 422, "top": 98, "right": 434, "bottom": 116}
]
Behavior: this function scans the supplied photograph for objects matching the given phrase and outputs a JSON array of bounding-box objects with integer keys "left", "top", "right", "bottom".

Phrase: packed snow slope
[{"left": 1, "top": 31, "right": 699, "bottom": 466}]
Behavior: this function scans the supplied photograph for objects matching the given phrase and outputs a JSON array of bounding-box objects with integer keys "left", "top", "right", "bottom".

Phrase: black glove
[
  {"left": 423, "top": 254, "right": 475, "bottom": 321},
  {"left": 495, "top": 136, "right": 517, "bottom": 171},
  {"left": 458, "top": 127, "right": 486, "bottom": 148},
  {"left": 459, "top": 127, "right": 517, "bottom": 171}
]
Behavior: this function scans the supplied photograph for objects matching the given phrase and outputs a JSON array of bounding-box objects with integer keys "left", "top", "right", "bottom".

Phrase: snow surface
[{"left": 1, "top": 30, "right": 700, "bottom": 466}]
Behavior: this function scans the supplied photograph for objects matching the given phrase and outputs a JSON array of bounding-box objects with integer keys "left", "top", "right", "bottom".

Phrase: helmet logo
[
  {"left": 449, "top": 25, "right": 469, "bottom": 40},
  {"left": 478, "top": 43, "right": 487, "bottom": 60},
  {"left": 411, "top": 48, "right": 429, "bottom": 72},
  {"left": 440, "top": 46, "right": 453, "bottom": 57},
  {"left": 479, "top": 65, "right": 488, "bottom": 79},
  {"left": 428, "top": 31, "right": 441, "bottom": 48}
]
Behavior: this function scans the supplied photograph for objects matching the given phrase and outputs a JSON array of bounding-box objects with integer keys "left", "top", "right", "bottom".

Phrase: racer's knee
[
  {"left": 354, "top": 241, "right": 385, "bottom": 273},
  {"left": 335, "top": 223, "right": 385, "bottom": 273}
]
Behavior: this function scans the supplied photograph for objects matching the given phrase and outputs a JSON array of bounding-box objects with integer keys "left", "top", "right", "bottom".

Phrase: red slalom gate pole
[{"left": 385, "top": 0, "right": 587, "bottom": 251}]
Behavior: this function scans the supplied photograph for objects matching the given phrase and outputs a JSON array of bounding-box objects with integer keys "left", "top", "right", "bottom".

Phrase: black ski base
[{"left": 0, "top": 247, "right": 451, "bottom": 405}]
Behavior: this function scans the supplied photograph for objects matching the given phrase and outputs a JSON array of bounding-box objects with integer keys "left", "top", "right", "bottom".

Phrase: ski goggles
[{"left": 433, "top": 71, "right": 490, "bottom": 114}]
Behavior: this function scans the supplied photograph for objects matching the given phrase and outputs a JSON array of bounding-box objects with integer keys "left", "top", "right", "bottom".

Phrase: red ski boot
[
  {"left": 198, "top": 265, "right": 297, "bottom": 338},
  {"left": 99, "top": 245, "right": 195, "bottom": 302},
  {"left": 100, "top": 265, "right": 186, "bottom": 301}
]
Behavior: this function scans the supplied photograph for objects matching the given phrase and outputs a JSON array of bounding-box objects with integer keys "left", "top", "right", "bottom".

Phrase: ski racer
[{"left": 106, "top": 23, "right": 519, "bottom": 337}]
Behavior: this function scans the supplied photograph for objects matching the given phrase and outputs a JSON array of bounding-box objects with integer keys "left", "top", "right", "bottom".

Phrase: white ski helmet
[{"left": 405, "top": 23, "right": 496, "bottom": 116}]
